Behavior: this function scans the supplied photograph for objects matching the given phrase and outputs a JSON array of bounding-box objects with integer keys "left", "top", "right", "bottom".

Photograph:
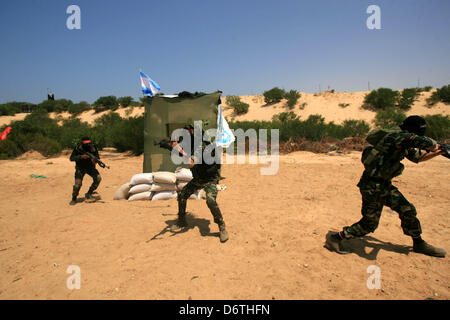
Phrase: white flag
[{"left": 216, "top": 104, "right": 235, "bottom": 148}]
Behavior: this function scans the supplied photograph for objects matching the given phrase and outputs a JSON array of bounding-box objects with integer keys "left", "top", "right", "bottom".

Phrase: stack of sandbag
[
  {"left": 128, "top": 173, "right": 153, "bottom": 201},
  {"left": 113, "top": 169, "right": 205, "bottom": 201},
  {"left": 150, "top": 171, "right": 178, "bottom": 200}
]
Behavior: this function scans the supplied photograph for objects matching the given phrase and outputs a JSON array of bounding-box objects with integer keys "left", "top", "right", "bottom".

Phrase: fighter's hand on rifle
[{"left": 81, "top": 154, "right": 90, "bottom": 159}]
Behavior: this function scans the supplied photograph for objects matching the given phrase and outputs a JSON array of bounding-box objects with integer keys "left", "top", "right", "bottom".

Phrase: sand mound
[{"left": 16, "top": 150, "right": 46, "bottom": 160}]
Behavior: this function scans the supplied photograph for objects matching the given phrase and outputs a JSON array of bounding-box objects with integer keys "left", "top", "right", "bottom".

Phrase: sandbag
[
  {"left": 128, "top": 191, "right": 151, "bottom": 201},
  {"left": 151, "top": 183, "right": 177, "bottom": 192},
  {"left": 129, "top": 184, "right": 152, "bottom": 195},
  {"left": 113, "top": 183, "right": 131, "bottom": 200},
  {"left": 175, "top": 167, "right": 193, "bottom": 181},
  {"left": 153, "top": 171, "right": 177, "bottom": 184},
  {"left": 177, "top": 181, "right": 189, "bottom": 191},
  {"left": 130, "top": 173, "right": 153, "bottom": 186},
  {"left": 151, "top": 190, "right": 178, "bottom": 201}
]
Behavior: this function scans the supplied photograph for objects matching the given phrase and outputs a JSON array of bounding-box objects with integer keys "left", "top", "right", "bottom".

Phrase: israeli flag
[
  {"left": 140, "top": 71, "right": 161, "bottom": 97},
  {"left": 216, "top": 104, "right": 235, "bottom": 148}
]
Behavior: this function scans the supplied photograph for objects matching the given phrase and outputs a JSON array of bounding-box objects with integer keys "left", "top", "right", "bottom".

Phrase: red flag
[{"left": 0, "top": 126, "right": 12, "bottom": 141}]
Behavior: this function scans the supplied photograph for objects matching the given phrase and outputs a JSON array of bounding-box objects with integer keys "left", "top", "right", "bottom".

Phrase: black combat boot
[
  {"left": 218, "top": 222, "right": 229, "bottom": 243},
  {"left": 324, "top": 231, "right": 351, "bottom": 254},
  {"left": 85, "top": 192, "right": 95, "bottom": 201},
  {"left": 69, "top": 197, "right": 77, "bottom": 206},
  {"left": 413, "top": 239, "right": 446, "bottom": 258}
]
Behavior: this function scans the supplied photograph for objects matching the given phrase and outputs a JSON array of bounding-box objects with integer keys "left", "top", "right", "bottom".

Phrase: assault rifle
[
  {"left": 438, "top": 141, "right": 450, "bottom": 159},
  {"left": 79, "top": 149, "right": 110, "bottom": 169}
]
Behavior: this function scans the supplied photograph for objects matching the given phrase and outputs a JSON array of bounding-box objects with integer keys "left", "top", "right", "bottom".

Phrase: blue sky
[{"left": 0, "top": 0, "right": 449, "bottom": 104}]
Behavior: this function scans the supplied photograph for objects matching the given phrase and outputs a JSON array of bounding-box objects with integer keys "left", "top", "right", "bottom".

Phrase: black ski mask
[{"left": 399, "top": 116, "right": 427, "bottom": 136}]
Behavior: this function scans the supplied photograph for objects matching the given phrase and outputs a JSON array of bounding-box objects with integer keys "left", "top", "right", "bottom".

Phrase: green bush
[
  {"left": 0, "top": 102, "right": 22, "bottom": 116},
  {"left": 436, "top": 84, "right": 450, "bottom": 103},
  {"left": 263, "top": 87, "right": 286, "bottom": 104},
  {"left": 363, "top": 88, "right": 399, "bottom": 111},
  {"left": 94, "top": 95, "right": 118, "bottom": 113},
  {"left": 110, "top": 116, "right": 144, "bottom": 155},
  {"left": 272, "top": 111, "right": 298, "bottom": 123},
  {"left": 340, "top": 120, "right": 371, "bottom": 138},
  {"left": 226, "top": 96, "right": 249, "bottom": 115},
  {"left": 426, "top": 91, "right": 441, "bottom": 106},
  {"left": 37, "top": 100, "right": 57, "bottom": 112},
  {"left": 68, "top": 101, "right": 91, "bottom": 115},
  {"left": 397, "top": 88, "right": 419, "bottom": 111},
  {"left": 338, "top": 103, "right": 350, "bottom": 108},
  {"left": 284, "top": 90, "right": 301, "bottom": 109},
  {"left": 423, "top": 115, "right": 450, "bottom": 141},
  {"left": 118, "top": 96, "right": 134, "bottom": 108},
  {"left": 373, "top": 107, "right": 407, "bottom": 129},
  {"left": 54, "top": 99, "right": 74, "bottom": 113}
]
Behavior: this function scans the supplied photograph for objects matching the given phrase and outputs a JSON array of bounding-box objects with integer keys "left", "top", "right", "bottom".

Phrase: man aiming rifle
[
  {"left": 156, "top": 123, "right": 229, "bottom": 243},
  {"left": 325, "top": 116, "right": 446, "bottom": 257},
  {"left": 69, "top": 137, "right": 105, "bottom": 205}
]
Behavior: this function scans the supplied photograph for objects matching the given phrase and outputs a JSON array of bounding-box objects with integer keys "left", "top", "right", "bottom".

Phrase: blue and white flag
[
  {"left": 216, "top": 104, "right": 235, "bottom": 148},
  {"left": 140, "top": 71, "right": 161, "bottom": 97}
]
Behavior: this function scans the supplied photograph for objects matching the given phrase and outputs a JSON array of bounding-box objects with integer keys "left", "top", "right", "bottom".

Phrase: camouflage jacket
[
  {"left": 360, "top": 130, "right": 437, "bottom": 182},
  {"left": 190, "top": 140, "right": 221, "bottom": 182},
  {"left": 70, "top": 143, "right": 100, "bottom": 170}
]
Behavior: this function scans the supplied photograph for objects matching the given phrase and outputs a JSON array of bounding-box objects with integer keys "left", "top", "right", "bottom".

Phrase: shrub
[
  {"left": 226, "top": 96, "right": 249, "bottom": 115},
  {"left": 299, "top": 102, "right": 307, "bottom": 110},
  {"left": 233, "top": 101, "right": 249, "bottom": 115},
  {"left": 362, "top": 88, "right": 399, "bottom": 111},
  {"left": 37, "top": 99, "right": 57, "bottom": 112},
  {"left": 423, "top": 115, "right": 450, "bottom": 140},
  {"left": 263, "top": 87, "right": 286, "bottom": 104},
  {"left": 54, "top": 99, "right": 74, "bottom": 113},
  {"left": 68, "top": 102, "right": 91, "bottom": 115},
  {"left": 93, "top": 95, "right": 118, "bottom": 113},
  {"left": 426, "top": 91, "right": 441, "bottom": 106},
  {"left": 284, "top": 90, "right": 301, "bottom": 109},
  {"left": 272, "top": 111, "right": 298, "bottom": 123},
  {"left": 110, "top": 116, "right": 144, "bottom": 155},
  {"left": 118, "top": 96, "right": 134, "bottom": 108},
  {"left": 340, "top": 120, "right": 370, "bottom": 138},
  {"left": 436, "top": 84, "right": 450, "bottom": 103},
  {"left": 0, "top": 102, "right": 22, "bottom": 116},
  {"left": 338, "top": 103, "right": 350, "bottom": 108},
  {"left": 397, "top": 88, "right": 419, "bottom": 111},
  {"left": 373, "top": 107, "right": 407, "bottom": 129}
]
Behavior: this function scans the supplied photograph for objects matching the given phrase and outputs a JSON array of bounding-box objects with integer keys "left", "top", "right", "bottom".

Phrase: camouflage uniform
[
  {"left": 70, "top": 143, "right": 102, "bottom": 199},
  {"left": 343, "top": 130, "right": 437, "bottom": 239},
  {"left": 177, "top": 155, "right": 224, "bottom": 225}
]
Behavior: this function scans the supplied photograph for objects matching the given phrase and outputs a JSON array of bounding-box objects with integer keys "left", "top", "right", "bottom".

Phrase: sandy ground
[
  {"left": 0, "top": 150, "right": 448, "bottom": 300},
  {"left": 1, "top": 90, "right": 448, "bottom": 128}
]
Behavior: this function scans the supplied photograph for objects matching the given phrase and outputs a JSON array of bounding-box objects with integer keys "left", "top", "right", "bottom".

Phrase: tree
[
  {"left": 118, "top": 96, "right": 134, "bottom": 108},
  {"left": 93, "top": 96, "right": 118, "bottom": 113},
  {"left": 263, "top": 87, "right": 286, "bottom": 104},
  {"left": 363, "top": 88, "right": 399, "bottom": 111},
  {"left": 284, "top": 90, "right": 301, "bottom": 109}
]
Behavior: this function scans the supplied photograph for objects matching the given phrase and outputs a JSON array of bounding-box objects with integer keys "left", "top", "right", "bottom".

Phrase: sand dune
[{"left": 1, "top": 90, "right": 448, "bottom": 128}]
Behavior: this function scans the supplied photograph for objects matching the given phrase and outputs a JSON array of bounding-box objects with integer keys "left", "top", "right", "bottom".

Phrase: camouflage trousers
[
  {"left": 178, "top": 178, "right": 224, "bottom": 225},
  {"left": 72, "top": 167, "right": 102, "bottom": 199},
  {"left": 343, "top": 178, "right": 422, "bottom": 238}
]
